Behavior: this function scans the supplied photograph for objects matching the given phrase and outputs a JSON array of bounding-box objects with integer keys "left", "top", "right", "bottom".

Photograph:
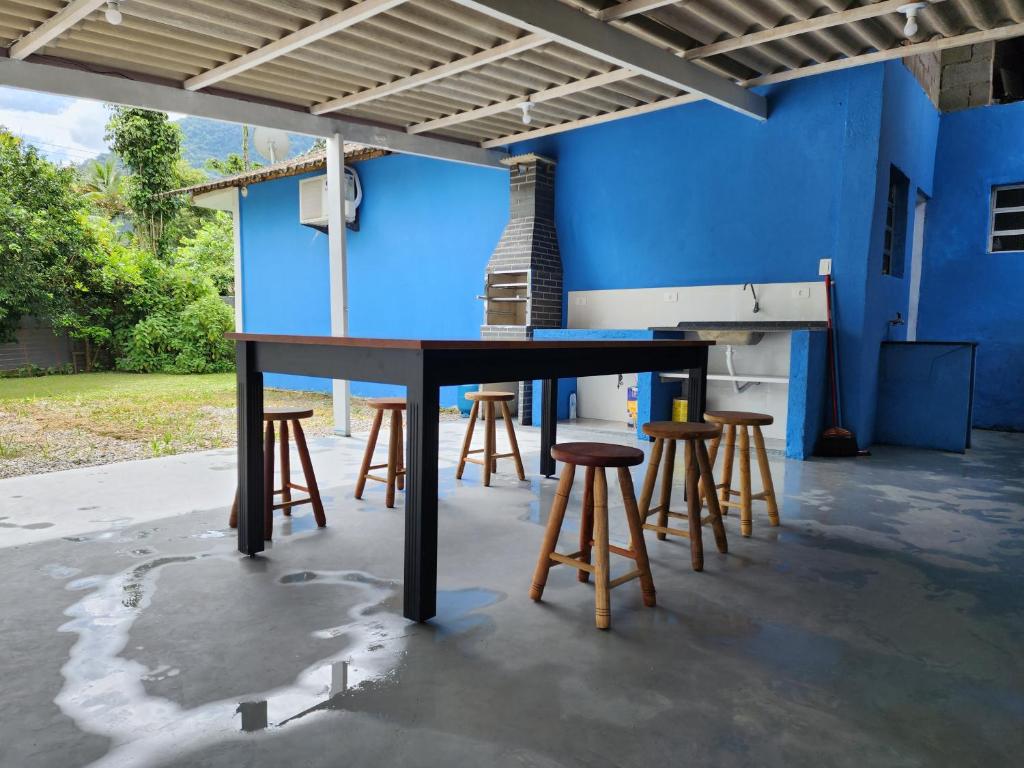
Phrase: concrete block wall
[{"left": 940, "top": 43, "right": 995, "bottom": 111}]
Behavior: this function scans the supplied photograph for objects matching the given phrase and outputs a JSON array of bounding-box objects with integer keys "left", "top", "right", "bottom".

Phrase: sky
[
  {"left": 0, "top": 86, "right": 112, "bottom": 165},
  {"left": 0, "top": 86, "right": 185, "bottom": 166}
]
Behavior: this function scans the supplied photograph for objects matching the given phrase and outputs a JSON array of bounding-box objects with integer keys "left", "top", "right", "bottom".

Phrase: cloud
[{"left": 0, "top": 87, "right": 111, "bottom": 164}]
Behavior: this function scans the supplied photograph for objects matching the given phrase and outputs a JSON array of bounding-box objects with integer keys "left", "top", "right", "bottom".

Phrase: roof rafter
[
  {"left": 0, "top": 55, "right": 508, "bottom": 168},
  {"left": 184, "top": 0, "right": 408, "bottom": 92},
  {"left": 450, "top": 0, "right": 766, "bottom": 119},
  {"left": 685, "top": 0, "right": 946, "bottom": 60},
  {"left": 481, "top": 20, "right": 1024, "bottom": 148},
  {"left": 9, "top": 0, "right": 106, "bottom": 60},
  {"left": 311, "top": 33, "right": 549, "bottom": 115},
  {"left": 596, "top": 0, "right": 683, "bottom": 22}
]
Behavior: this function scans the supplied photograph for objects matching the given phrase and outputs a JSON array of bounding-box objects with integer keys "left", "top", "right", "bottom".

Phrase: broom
[{"left": 816, "top": 273, "right": 859, "bottom": 457}]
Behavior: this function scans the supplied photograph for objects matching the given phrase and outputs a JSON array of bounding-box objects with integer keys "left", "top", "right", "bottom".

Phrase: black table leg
[
  {"left": 237, "top": 341, "right": 265, "bottom": 557},
  {"left": 540, "top": 378, "right": 558, "bottom": 477},
  {"left": 687, "top": 346, "right": 709, "bottom": 423},
  {"left": 404, "top": 368, "right": 440, "bottom": 622}
]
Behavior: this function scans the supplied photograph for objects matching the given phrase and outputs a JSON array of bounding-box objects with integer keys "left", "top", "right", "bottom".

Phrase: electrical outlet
[
  {"left": 663, "top": 291, "right": 679, "bottom": 303},
  {"left": 792, "top": 286, "right": 810, "bottom": 299},
  {"left": 819, "top": 258, "right": 832, "bottom": 276}
]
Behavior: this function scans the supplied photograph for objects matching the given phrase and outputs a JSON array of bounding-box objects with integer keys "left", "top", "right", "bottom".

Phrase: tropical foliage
[{"left": 0, "top": 106, "right": 236, "bottom": 374}]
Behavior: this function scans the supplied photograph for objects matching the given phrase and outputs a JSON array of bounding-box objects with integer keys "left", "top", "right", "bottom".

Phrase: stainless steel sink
[{"left": 692, "top": 330, "right": 765, "bottom": 345}]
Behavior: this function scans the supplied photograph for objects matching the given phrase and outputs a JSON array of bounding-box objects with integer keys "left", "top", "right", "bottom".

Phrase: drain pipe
[{"left": 726, "top": 345, "right": 758, "bottom": 394}]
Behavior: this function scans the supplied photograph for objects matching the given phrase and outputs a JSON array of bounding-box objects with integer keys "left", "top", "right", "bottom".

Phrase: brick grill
[{"left": 481, "top": 155, "right": 563, "bottom": 425}]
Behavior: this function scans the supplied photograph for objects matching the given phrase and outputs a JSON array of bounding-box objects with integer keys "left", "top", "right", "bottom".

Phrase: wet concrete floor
[{"left": 1, "top": 423, "right": 1022, "bottom": 767}]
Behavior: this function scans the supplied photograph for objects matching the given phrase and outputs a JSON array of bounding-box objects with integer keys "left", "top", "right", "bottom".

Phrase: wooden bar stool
[
  {"left": 704, "top": 410, "right": 780, "bottom": 537},
  {"left": 229, "top": 406, "right": 326, "bottom": 539},
  {"left": 637, "top": 421, "right": 728, "bottom": 572},
  {"left": 530, "top": 442, "right": 656, "bottom": 630},
  {"left": 355, "top": 397, "right": 406, "bottom": 509},
  {"left": 456, "top": 391, "right": 525, "bottom": 486}
]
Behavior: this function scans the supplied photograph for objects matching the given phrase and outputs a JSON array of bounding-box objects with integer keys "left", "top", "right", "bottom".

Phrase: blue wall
[
  {"left": 239, "top": 155, "right": 507, "bottom": 404},
  {"left": 918, "top": 100, "right": 1024, "bottom": 430},
  {"left": 512, "top": 64, "right": 916, "bottom": 447}
]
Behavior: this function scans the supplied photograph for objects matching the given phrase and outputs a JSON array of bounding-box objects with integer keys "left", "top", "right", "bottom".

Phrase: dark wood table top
[{"left": 226, "top": 333, "right": 714, "bottom": 351}]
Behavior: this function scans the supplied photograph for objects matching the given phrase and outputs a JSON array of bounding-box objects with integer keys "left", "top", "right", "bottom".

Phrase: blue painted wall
[
  {"left": 239, "top": 155, "right": 507, "bottom": 404},
  {"left": 918, "top": 99, "right": 1024, "bottom": 430},
  {"left": 511, "top": 64, "right": 927, "bottom": 448}
]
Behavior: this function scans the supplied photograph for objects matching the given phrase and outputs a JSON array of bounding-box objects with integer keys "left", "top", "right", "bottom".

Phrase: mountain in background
[{"left": 176, "top": 116, "right": 317, "bottom": 171}]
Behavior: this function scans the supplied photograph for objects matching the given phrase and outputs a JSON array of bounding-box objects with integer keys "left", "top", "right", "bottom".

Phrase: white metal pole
[{"left": 326, "top": 132, "right": 351, "bottom": 435}]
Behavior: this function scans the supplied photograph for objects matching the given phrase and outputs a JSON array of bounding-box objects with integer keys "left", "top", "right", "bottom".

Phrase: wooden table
[{"left": 227, "top": 334, "right": 712, "bottom": 622}]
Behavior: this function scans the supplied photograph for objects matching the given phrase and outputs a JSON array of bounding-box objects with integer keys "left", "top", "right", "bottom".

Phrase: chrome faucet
[{"left": 743, "top": 283, "right": 760, "bottom": 314}]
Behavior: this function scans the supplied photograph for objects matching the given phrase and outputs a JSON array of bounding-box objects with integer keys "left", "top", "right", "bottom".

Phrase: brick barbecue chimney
[{"left": 481, "top": 154, "right": 563, "bottom": 424}]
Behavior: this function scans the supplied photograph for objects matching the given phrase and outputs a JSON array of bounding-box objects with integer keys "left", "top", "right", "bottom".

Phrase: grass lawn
[{"left": 0, "top": 372, "right": 456, "bottom": 479}]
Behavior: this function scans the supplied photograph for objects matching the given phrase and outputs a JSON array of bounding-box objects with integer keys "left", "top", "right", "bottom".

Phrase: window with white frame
[{"left": 990, "top": 184, "right": 1024, "bottom": 252}]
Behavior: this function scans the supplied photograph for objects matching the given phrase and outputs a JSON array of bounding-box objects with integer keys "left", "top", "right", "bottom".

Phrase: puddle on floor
[{"left": 55, "top": 554, "right": 413, "bottom": 768}]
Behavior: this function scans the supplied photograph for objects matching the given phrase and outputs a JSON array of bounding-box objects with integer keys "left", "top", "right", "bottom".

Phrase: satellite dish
[{"left": 253, "top": 126, "right": 291, "bottom": 164}]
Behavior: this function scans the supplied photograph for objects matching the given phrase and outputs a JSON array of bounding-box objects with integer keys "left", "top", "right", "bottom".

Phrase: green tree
[
  {"left": 204, "top": 153, "right": 263, "bottom": 177},
  {"left": 174, "top": 212, "right": 234, "bottom": 296},
  {"left": 78, "top": 156, "right": 126, "bottom": 217},
  {"left": 0, "top": 129, "right": 92, "bottom": 342},
  {"left": 105, "top": 107, "right": 187, "bottom": 255}
]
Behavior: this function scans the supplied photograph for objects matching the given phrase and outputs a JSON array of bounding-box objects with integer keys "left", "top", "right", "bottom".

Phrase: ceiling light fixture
[
  {"left": 520, "top": 101, "right": 534, "bottom": 126},
  {"left": 898, "top": 3, "right": 928, "bottom": 38},
  {"left": 104, "top": 1, "right": 123, "bottom": 26}
]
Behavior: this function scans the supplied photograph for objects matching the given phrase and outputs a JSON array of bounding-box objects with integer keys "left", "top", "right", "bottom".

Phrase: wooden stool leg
[
  {"left": 229, "top": 486, "right": 239, "bottom": 528},
  {"left": 386, "top": 410, "right": 400, "bottom": 508},
  {"left": 578, "top": 466, "right": 595, "bottom": 583},
  {"left": 263, "top": 421, "right": 275, "bottom": 540},
  {"left": 700, "top": 435, "right": 720, "bottom": 503},
  {"left": 530, "top": 462, "right": 576, "bottom": 601},
  {"left": 593, "top": 467, "right": 611, "bottom": 630},
  {"left": 752, "top": 425, "right": 780, "bottom": 526},
  {"left": 739, "top": 426, "right": 753, "bottom": 537},
  {"left": 279, "top": 419, "right": 292, "bottom": 515},
  {"left": 293, "top": 420, "right": 326, "bottom": 527},
  {"left": 456, "top": 401, "right": 479, "bottom": 480},
  {"left": 696, "top": 440, "right": 728, "bottom": 554},
  {"left": 490, "top": 403, "right": 498, "bottom": 473},
  {"left": 482, "top": 402, "right": 494, "bottom": 487},
  {"left": 500, "top": 401, "right": 526, "bottom": 480},
  {"left": 355, "top": 409, "right": 383, "bottom": 499},
  {"left": 396, "top": 410, "right": 405, "bottom": 492},
  {"left": 685, "top": 440, "right": 704, "bottom": 571},
  {"left": 638, "top": 437, "right": 663, "bottom": 521},
  {"left": 656, "top": 438, "right": 676, "bottom": 540},
  {"left": 720, "top": 425, "right": 735, "bottom": 510},
  {"left": 618, "top": 467, "right": 656, "bottom": 608}
]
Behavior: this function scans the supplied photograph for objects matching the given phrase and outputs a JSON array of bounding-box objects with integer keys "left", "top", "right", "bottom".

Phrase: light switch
[
  {"left": 573, "top": 295, "right": 587, "bottom": 306},
  {"left": 819, "top": 258, "right": 832, "bottom": 276},
  {"left": 663, "top": 291, "right": 679, "bottom": 303},
  {"left": 792, "top": 286, "right": 810, "bottom": 298}
]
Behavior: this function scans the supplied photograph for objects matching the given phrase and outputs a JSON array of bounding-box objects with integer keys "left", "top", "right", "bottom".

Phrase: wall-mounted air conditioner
[{"left": 298, "top": 169, "right": 363, "bottom": 230}]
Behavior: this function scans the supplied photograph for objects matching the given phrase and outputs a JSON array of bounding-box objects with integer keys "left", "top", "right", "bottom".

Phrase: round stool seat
[
  {"left": 368, "top": 397, "right": 407, "bottom": 410},
  {"left": 263, "top": 406, "right": 314, "bottom": 421},
  {"left": 551, "top": 442, "right": 644, "bottom": 468},
  {"left": 642, "top": 421, "right": 722, "bottom": 440},
  {"left": 705, "top": 410, "right": 773, "bottom": 427},
  {"left": 465, "top": 390, "right": 515, "bottom": 402}
]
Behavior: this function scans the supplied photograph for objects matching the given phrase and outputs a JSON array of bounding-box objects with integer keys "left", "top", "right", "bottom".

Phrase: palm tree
[{"left": 80, "top": 157, "right": 126, "bottom": 217}]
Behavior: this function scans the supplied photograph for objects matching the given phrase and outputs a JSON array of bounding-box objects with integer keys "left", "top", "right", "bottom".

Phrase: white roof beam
[
  {"left": 9, "top": 0, "right": 107, "bottom": 60},
  {"left": 597, "top": 1, "right": 682, "bottom": 22},
  {"left": 686, "top": 0, "right": 946, "bottom": 60},
  {"left": 408, "top": 69, "right": 635, "bottom": 134},
  {"left": 311, "top": 33, "right": 548, "bottom": 115},
  {"left": 184, "top": 0, "right": 408, "bottom": 92},
  {"left": 0, "top": 55, "right": 507, "bottom": 169},
  {"left": 450, "top": 0, "right": 766, "bottom": 120},
  {"left": 482, "top": 21, "right": 1024, "bottom": 148}
]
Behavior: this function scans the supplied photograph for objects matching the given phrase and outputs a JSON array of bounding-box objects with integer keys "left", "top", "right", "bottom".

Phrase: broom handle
[{"left": 825, "top": 275, "right": 840, "bottom": 428}]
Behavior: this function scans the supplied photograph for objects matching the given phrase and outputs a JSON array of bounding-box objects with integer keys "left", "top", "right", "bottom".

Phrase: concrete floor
[{"left": 1, "top": 422, "right": 1022, "bottom": 768}]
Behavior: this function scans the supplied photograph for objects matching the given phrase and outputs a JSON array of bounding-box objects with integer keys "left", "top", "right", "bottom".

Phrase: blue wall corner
[
  {"left": 918, "top": 99, "right": 1024, "bottom": 431},
  {"left": 787, "top": 330, "right": 829, "bottom": 459}
]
